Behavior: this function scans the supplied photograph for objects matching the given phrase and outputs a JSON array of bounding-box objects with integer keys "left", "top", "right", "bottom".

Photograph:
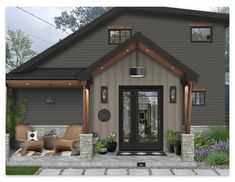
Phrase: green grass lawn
[{"left": 6, "top": 166, "right": 40, "bottom": 175}]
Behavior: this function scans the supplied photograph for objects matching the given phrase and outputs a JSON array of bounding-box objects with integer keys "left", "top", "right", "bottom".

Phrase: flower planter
[
  {"left": 167, "top": 144, "right": 174, "bottom": 153},
  {"left": 99, "top": 147, "right": 108, "bottom": 154},
  {"left": 107, "top": 142, "right": 117, "bottom": 152},
  {"left": 174, "top": 145, "right": 181, "bottom": 155}
]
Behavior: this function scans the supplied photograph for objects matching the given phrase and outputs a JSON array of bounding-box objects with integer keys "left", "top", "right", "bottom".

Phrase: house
[{"left": 6, "top": 7, "right": 229, "bottom": 152}]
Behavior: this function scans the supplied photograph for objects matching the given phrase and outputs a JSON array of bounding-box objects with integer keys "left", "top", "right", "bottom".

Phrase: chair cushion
[{"left": 27, "top": 130, "right": 39, "bottom": 141}]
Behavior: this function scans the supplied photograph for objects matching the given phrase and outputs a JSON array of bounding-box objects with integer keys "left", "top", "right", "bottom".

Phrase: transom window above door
[{"left": 109, "top": 29, "right": 132, "bottom": 44}]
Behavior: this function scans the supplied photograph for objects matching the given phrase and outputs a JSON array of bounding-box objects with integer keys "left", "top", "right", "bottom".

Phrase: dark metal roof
[
  {"left": 78, "top": 32, "right": 199, "bottom": 81},
  {"left": 11, "top": 7, "right": 229, "bottom": 73},
  {"left": 6, "top": 68, "right": 85, "bottom": 80}
]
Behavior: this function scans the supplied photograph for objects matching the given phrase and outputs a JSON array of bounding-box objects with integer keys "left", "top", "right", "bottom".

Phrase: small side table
[{"left": 43, "top": 135, "right": 57, "bottom": 150}]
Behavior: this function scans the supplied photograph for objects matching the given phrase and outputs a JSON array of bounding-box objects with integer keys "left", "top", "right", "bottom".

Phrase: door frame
[{"left": 119, "top": 85, "right": 164, "bottom": 151}]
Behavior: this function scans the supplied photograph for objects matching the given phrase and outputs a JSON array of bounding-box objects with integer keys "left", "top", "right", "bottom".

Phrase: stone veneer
[
  {"left": 80, "top": 134, "right": 94, "bottom": 161},
  {"left": 181, "top": 134, "right": 194, "bottom": 162},
  {"left": 6, "top": 133, "right": 10, "bottom": 162},
  {"left": 190, "top": 125, "right": 226, "bottom": 134},
  {"left": 30, "top": 125, "right": 69, "bottom": 138}
]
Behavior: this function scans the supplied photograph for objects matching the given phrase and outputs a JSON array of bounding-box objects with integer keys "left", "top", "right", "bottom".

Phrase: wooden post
[
  {"left": 184, "top": 81, "right": 193, "bottom": 134},
  {"left": 82, "top": 82, "right": 89, "bottom": 133}
]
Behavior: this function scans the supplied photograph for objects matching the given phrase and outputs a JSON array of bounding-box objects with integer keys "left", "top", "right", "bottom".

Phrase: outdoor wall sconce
[
  {"left": 129, "top": 43, "right": 145, "bottom": 78},
  {"left": 46, "top": 84, "right": 56, "bottom": 104},
  {"left": 170, "top": 86, "right": 176, "bottom": 103},
  {"left": 101, "top": 86, "right": 108, "bottom": 103}
]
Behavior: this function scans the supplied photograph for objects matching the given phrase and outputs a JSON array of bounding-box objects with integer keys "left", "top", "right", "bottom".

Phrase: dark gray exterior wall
[
  {"left": 38, "top": 13, "right": 225, "bottom": 125},
  {"left": 15, "top": 89, "right": 83, "bottom": 125}
]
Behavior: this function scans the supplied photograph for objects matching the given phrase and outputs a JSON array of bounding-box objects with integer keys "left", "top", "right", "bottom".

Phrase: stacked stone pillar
[
  {"left": 6, "top": 133, "right": 10, "bottom": 162},
  {"left": 181, "top": 134, "right": 194, "bottom": 161},
  {"left": 80, "top": 134, "right": 94, "bottom": 161}
]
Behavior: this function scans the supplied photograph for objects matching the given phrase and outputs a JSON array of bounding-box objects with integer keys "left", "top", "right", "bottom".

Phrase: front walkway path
[{"left": 35, "top": 167, "right": 229, "bottom": 176}]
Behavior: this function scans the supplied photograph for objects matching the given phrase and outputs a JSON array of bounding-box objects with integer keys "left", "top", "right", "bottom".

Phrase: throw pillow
[{"left": 27, "top": 130, "right": 39, "bottom": 141}]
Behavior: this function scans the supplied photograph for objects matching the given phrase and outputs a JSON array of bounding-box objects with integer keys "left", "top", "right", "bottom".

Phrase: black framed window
[
  {"left": 191, "top": 27, "right": 212, "bottom": 42},
  {"left": 109, "top": 29, "right": 132, "bottom": 44},
  {"left": 192, "top": 91, "right": 206, "bottom": 106}
]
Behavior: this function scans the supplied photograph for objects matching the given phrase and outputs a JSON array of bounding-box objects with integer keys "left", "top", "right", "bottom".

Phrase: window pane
[
  {"left": 120, "top": 30, "right": 131, "bottom": 43},
  {"left": 192, "top": 92, "right": 196, "bottom": 105},
  {"left": 192, "top": 28, "right": 212, "bottom": 41},
  {"left": 196, "top": 92, "right": 200, "bottom": 105},
  {"left": 110, "top": 30, "right": 120, "bottom": 44},
  {"left": 200, "top": 92, "right": 205, "bottom": 105}
]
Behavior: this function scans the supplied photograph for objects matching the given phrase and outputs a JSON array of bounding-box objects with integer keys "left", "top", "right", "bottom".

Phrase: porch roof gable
[{"left": 78, "top": 32, "right": 199, "bottom": 82}]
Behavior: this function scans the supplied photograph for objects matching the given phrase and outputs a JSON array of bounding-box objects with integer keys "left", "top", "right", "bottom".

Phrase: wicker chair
[
  {"left": 15, "top": 125, "right": 44, "bottom": 154},
  {"left": 54, "top": 125, "right": 83, "bottom": 155}
]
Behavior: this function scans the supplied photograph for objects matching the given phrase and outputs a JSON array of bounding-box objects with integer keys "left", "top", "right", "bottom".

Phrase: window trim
[
  {"left": 190, "top": 26, "right": 213, "bottom": 43},
  {"left": 108, "top": 29, "right": 132, "bottom": 45},
  {"left": 192, "top": 91, "right": 206, "bottom": 106}
]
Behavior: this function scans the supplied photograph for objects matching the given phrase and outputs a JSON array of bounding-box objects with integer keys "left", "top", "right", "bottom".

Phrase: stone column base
[
  {"left": 80, "top": 134, "right": 94, "bottom": 161},
  {"left": 6, "top": 133, "right": 10, "bottom": 162},
  {"left": 181, "top": 134, "right": 194, "bottom": 162}
]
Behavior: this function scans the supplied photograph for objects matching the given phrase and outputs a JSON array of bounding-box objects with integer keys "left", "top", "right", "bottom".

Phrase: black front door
[{"left": 119, "top": 86, "right": 163, "bottom": 151}]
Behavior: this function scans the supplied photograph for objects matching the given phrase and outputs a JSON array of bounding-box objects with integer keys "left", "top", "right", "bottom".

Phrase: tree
[
  {"left": 54, "top": 7, "right": 110, "bottom": 32},
  {"left": 211, "top": 7, "right": 229, "bottom": 72},
  {"left": 6, "top": 29, "right": 37, "bottom": 71}
]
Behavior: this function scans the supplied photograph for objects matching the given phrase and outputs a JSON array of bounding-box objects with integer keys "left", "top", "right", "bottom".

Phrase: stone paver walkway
[{"left": 35, "top": 168, "right": 229, "bottom": 176}]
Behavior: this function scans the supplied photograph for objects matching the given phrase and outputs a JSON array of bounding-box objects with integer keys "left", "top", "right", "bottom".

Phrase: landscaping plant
[
  {"left": 107, "top": 132, "right": 117, "bottom": 152},
  {"left": 194, "top": 132, "right": 214, "bottom": 148},
  {"left": 205, "top": 151, "right": 229, "bottom": 166},
  {"left": 95, "top": 140, "right": 108, "bottom": 154},
  {"left": 165, "top": 129, "right": 175, "bottom": 152},
  {"left": 172, "top": 131, "right": 181, "bottom": 155},
  {"left": 207, "top": 127, "right": 229, "bottom": 142}
]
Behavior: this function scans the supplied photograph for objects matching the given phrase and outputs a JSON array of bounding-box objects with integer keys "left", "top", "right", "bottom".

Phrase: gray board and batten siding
[
  {"left": 90, "top": 50, "right": 182, "bottom": 143},
  {"left": 27, "top": 12, "right": 226, "bottom": 125},
  {"left": 15, "top": 89, "right": 83, "bottom": 125}
]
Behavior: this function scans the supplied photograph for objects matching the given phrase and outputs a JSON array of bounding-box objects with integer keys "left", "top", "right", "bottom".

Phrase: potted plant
[
  {"left": 173, "top": 131, "right": 181, "bottom": 155},
  {"left": 107, "top": 132, "right": 117, "bottom": 152},
  {"left": 92, "top": 132, "right": 99, "bottom": 144},
  {"left": 165, "top": 129, "right": 175, "bottom": 153},
  {"left": 95, "top": 140, "right": 108, "bottom": 154},
  {"left": 7, "top": 98, "right": 27, "bottom": 149}
]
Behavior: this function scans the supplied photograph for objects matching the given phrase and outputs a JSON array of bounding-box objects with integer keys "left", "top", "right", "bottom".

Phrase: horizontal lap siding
[
  {"left": 38, "top": 13, "right": 225, "bottom": 125},
  {"left": 15, "top": 89, "right": 83, "bottom": 125}
]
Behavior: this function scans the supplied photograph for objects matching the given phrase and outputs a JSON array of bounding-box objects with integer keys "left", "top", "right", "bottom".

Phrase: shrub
[
  {"left": 195, "top": 147, "right": 213, "bottom": 162},
  {"left": 172, "top": 131, "right": 181, "bottom": 146},
  {"left": 165, "top": 129, "right": 175, "bottom": 145},
  {"left": 207, "top": 127, "right": 229, "bottom": 142},
  {"left": 212, "top": 140, "right": 229, "bottom": 153},
  {"left": 205, "top": 151, "right": 229, "bottom": 166},
  {"left": 194, "top": 132, "right": 214, "bottom": 149}
]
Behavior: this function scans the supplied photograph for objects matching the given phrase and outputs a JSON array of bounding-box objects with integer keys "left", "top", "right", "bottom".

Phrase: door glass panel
[
  {"left": 138, "top": 91, "right": 158, "bottom": 143},
  {"left": 123, "top": 91, "right": 131, "bottom": 143}
]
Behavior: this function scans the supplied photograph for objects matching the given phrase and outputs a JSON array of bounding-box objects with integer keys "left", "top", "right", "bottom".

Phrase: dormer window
[
  {"left": 191, "top": 27, "right": 212, "bottom": 42},
  {"left": 109, "top": 29, "right": 132, "bottom": 45}
]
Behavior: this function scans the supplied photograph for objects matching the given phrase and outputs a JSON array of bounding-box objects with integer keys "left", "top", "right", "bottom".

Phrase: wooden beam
[
  {"left": 91, "top": 44, "right": 136, "bottom": 77},
  {"left": 83, "top": 83, "right": 89, "bottom": 133},
  {"left": 91, "top": 41, "right": 184, "bottom": 78},
  {"left": 184, "top": 81, "right": 193, "bottom": 134},
  {"left": 6, "top": 80, "right": 82, "bottom": 89},
  {"left": 138, "top": 42, "right": 184, "bottom": 78},
  {"left": 108, "top": 24, "right": 133, "bottom": 29}
]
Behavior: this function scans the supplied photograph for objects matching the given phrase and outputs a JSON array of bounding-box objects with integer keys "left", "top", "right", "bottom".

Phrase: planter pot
[
  {"left": 10, "top": 137, "right": 21, "bottom": 150},
  {"left": 174, "top": 145, "right": 181, "bottom": 155},
  {"left": 107, "top": 142, "right": 117, "bottom": 152},
  {"left": 167, "top": 144, "right": 174, "bottom": 153},
  {"left": 99, "top": 147, "right": 108, "bottom": 155}
]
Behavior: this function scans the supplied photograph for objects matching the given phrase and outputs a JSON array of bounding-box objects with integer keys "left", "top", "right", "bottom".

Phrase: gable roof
[
  {"left": 11, "top": 7, "right": 229, "bottom": 73},
  {"left": 78, "top": 32, "right": 199, "bottom": 81}
]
